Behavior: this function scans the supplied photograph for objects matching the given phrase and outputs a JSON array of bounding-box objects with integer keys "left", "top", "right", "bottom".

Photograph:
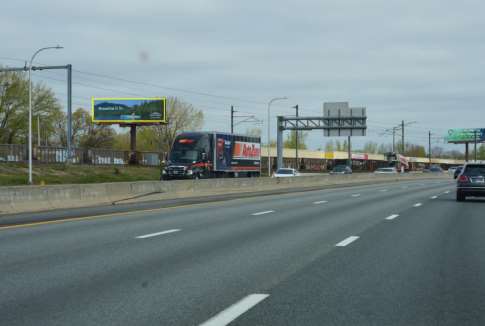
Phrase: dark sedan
[{"left": 456, "top": 163, "right": 485, "bottom": 201}]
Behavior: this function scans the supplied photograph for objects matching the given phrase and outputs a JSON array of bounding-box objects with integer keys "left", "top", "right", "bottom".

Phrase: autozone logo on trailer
[{"left": 233, "top": 142, "right": 261, "bottom": 160}]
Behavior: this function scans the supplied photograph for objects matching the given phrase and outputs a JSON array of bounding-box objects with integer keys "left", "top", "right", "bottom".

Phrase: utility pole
[
  {"left": 428, "top": 131, "right": 431, "bottom": 166},
  {"left": 392, "top": 127, "right": 396, "bottom": 153},
  {"left": 230, "top": 105, "right": 234, "bottom": 133},
  {"left": 293, "top": 104, "right": 299, "bottom": 169},
  {"left": 401, "top": 120, "right": 405, "bottom": 154}
]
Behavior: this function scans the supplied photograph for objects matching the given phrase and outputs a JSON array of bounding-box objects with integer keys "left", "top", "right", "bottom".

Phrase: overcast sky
[{"left": 2, "top": 0, "right": 484, "bottom": 151}]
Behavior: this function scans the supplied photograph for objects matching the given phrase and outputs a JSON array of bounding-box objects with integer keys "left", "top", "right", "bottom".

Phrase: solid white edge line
[
  {"left": 385, "top": 214, "right": 399, "bottom": 220},
  {"left": 251, "top": 210, "right": 275, "bottom": 216},
  {"left": 413, "top": 203, "right": 422, "bottom": 207},
  {"left": 313, "top": 200, "right": 328, "bottom": 204},
  {"left": 335, "top": 236, "right": 360, "bottom": 247},
  {"left": 135, "top": 229, "right": 181, "bottom": 239},
  {"left": 199, "top": 294, "right": 269, "bottom": 326}
]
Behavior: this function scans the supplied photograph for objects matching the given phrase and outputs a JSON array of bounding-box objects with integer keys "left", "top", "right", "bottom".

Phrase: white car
[
  {"left": 272, "top": 168, "right": 299, "bottom": 177},
  {"left": 374, "top": 167, "right": 398, "bottom": 174}
]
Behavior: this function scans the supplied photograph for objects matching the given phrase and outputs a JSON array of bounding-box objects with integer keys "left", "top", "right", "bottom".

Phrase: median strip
[
  {"left": 251, "top": 210, "right": 275, "bottom": 216},
  {"left": 199, "top": 294, "right": 269, "bottom": 326},
  {"left": 135, "top": 229, "right": 181, "bottom": 239},
  {"left": 336, "top": 236, "right": 360, "bottom": 247}
]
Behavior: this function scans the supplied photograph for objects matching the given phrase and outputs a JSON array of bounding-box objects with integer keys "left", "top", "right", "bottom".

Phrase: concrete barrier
[{"left": 0, "top": 173, "right": 449, "bottom": 215}]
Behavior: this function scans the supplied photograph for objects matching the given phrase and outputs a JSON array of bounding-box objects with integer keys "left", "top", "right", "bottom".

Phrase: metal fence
[{"left": 0, "top": 144, "right": 163, "bottom": 167}]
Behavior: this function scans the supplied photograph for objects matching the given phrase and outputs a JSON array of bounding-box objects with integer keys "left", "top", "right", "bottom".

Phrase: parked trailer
[{"left": 162, "top": 132, "right": 261, "bottom": 180}]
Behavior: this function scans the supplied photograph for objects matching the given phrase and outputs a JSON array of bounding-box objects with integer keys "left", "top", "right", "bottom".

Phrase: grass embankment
[{"left": 0, "top": 163, "right": 160, "bottom": 186}]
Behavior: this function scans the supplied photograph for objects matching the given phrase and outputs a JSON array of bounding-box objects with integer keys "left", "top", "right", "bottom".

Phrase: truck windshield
[
  {"left": 169, "top": 136, "right": 206, "bottom": 163},
  {"left": 169, "top": 149, "right": 199, "bottom": 163}
]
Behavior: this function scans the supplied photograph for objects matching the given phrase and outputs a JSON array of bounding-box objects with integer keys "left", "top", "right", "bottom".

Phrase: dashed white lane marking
[
  {"left": 313, "top": 200, "right": 328, "bottom": 204},
  {"left": 385, "top": 214, "right": 399, "bottom": 220},
  {"left": 413, "top": 203, "right": 422, "bottom": 207},
  {"left": 336, "top": 236, "right": 360, "bottom": 247},
  {"left": 431, "top": 195, "right": 438, "bottom": 199},
  {"left": 199, "top": 294, "right": 269, "bottom": 326},
  {"left": 379, "top": 189, "right": 388, "bottom": 192},
  {"left": 444, "top": 190, "right": 450, "bottom": 194},
  {"left": 251, "top": 210, "right": 275, "bottom": 216},
  {"left": 351, "top": 194, "right": 361, "bottom": 197},
  {"left": 135, "top": 229, "right": 181, "bottom": 239}
]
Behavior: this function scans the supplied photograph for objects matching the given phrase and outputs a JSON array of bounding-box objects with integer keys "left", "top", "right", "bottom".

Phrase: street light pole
[
  {"left": 28, "top": 45, "right": 63, "bottom": 184},
  {"left": 267, "top": 97, "right": 287, "bottom": 176}
]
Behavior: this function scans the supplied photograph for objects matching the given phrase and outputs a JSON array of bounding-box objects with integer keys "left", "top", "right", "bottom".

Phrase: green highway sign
[{"left": 446, "top": 128, "right": 485, "bottom": 143}]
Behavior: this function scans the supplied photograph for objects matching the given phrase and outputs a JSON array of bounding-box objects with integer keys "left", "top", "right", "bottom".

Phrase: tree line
[
  {"left": 2, "top": 70, "right": 484, "bottom": 159},
  {"left": 0, "top": 71, "right": 203, "bottom": 153}
]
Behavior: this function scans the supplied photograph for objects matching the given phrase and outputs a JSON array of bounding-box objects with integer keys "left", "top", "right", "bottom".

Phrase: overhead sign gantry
[{"left": 276, "top": 102, "right": 367, "bottom": 169}]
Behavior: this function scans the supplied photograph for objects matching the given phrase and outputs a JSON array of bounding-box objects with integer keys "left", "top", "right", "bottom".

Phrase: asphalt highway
[{"left": 2, "top": 178, "right": 482, "bottom": 325}]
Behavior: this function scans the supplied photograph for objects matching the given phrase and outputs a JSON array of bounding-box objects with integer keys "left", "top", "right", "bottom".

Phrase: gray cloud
[{"left": 2, "top": 0, "right": 484, "bottom": 151}]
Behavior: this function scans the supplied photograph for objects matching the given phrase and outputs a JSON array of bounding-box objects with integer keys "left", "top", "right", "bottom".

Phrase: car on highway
[
  {"left": 423, "top": 165, "right": 443, "bottom": 173},
  {"left": 374, "top": 167, "right": 398, "bottom": 174},
  {"left": 272, "top": 168, "right": 299, "bottom": 177},
  {"left": 454, "top": 166, "right": 463, "bottom": 179},
  {"left": 330, "top": 165, "right": 352, "bottom": 175},
  {"left": 456, "top": 163, "right": 485, "bottom": 201}
]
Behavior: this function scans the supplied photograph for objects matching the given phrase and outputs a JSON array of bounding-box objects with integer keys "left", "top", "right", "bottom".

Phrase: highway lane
[
  {"left": 0, "top": 178, "right": 458, "bottom": 325},
  {"left": 236, "top": 188, "right": 485, "bottom": 325}
]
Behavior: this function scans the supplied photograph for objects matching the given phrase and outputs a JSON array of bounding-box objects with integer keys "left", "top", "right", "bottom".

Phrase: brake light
[
  {"left": 458, "top": 175, "right": 469, "bottom": 182},
  {"left": 178, "top": 139, "right": 195, "bottom": 144}
]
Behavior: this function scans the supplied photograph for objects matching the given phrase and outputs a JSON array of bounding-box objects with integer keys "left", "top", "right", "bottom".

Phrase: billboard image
[
  {"left": 446, "top": 128, "right": 485, "bottom": 143},
  {"left": 92, "top": 98, "right": 167, "bottom": 123}
]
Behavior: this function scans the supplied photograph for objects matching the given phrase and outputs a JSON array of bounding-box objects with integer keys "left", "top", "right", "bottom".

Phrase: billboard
[
  {"left": 92, "top": 97, "right": 167, "bottom": 124},
  {"left": 446, "top": 128, "right": 485, "bottom": 143}
]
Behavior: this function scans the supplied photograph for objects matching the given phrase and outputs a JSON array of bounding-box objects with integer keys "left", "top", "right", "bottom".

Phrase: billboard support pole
[
  {"left": 465, "top": 142, "right": 469, "bottom": 162},
  {"left": 130, "top": 125, "right": 137, "bottom": 164},
  {"left": 474, "top": 130, "right": 478, "bottom": 162}
]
